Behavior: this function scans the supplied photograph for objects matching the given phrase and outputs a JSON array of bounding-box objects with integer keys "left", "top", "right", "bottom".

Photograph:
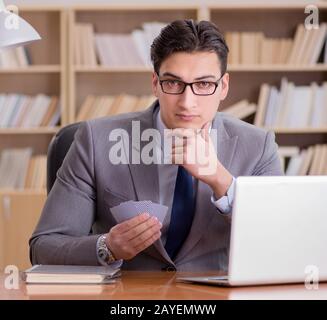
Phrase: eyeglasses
[{"left": 157, "top": 73, "right": 224, "bottom": 96}]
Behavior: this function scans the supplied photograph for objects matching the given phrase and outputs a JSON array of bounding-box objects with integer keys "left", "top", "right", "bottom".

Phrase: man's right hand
[{"left": 106, "top": 212, "right": 162, "bottom": 260}]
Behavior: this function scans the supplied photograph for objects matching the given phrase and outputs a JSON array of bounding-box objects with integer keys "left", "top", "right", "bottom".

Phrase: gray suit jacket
[{"left": 29, "top": 101, "right": 283, "bottom": 271}]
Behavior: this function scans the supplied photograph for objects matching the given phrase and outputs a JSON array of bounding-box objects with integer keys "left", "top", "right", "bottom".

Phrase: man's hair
[{"left": 150, "top": 19, "right": 229, "bottom": 76}]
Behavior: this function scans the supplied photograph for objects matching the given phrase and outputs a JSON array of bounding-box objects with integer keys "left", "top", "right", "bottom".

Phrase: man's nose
[{"left": 178, "top": 84, "right": 197, "bottom": 109}]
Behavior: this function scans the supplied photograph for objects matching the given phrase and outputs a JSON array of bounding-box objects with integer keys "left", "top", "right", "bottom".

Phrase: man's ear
[
  {"left": 219, "top": 73, "right": 229, "bottom": 101},
  {"left": 152, "top": 72, "right": 159, "bottom": 97}
]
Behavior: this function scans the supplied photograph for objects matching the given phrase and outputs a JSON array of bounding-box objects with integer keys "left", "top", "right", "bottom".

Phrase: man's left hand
[{"left": 169, "top": 122, "right": 233, "bottom": 199}]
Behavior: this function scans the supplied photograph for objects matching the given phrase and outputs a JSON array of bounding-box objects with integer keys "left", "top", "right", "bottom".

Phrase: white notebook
[{"left": 23, "top": 265, "right": 121, "bottom": 284}]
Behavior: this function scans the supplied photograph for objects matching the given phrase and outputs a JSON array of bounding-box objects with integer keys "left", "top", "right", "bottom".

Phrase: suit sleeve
[
  {"left": 252, "top": 131, "right": 284, "bottom": 176},
  {"left": 29, "top": 121, "right": 101, "bottom": 266}
]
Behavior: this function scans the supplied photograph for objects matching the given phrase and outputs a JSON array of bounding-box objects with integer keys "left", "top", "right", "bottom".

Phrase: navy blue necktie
[{"left": 165, "top": 166, "right": 195, "bottom": 259}]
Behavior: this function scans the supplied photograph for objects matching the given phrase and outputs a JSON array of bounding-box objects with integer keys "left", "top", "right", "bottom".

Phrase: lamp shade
[{"left": 0, "top": 1, "right": 41, "bottom": 48}]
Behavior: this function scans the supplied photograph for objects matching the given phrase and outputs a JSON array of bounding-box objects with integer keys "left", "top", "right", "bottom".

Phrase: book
[
  {"left": 93, "top": 22, "right": 166, "bottom": 67},
  {"left": 0, "top": 148, "right": 33, "bottom": 188},
  {"left": 223, "top": 99, "right": 257, "bottom": 119},
  {"left": 23, "top": 265, "right": 121, "bottom": 284},
  {"left": 256, "top": 79, "right": 327, "bottom": 129},
  {"left": 254, "top": 83, "right": 270, "bottom": 126},
  {"left": 76, "top": 94, "right": 156, "bottom": 121},
  {"left": 298, "top": 146, "right": 315, "bottom": 175},
  {"left": 285, "top": 153, "right": 303, "bottom": 176},
  {"left": 0, "top": 93, "right": 60, "bottom": 128},
  {"left": 0, "top": 47, "right": 30, "bottom": 68}
]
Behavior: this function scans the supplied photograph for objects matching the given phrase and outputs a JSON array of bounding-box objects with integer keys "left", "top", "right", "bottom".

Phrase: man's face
[{"left": 152, "top": 51, "right": 229, "bottom": 129}]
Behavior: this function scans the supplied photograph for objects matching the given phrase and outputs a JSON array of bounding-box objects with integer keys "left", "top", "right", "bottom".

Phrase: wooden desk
[{"left": 1, "top": 271, "right": 327, "bottom": 300}]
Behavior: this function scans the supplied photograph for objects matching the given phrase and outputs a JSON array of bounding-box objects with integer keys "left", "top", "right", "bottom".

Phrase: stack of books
[
  {"left": 278, "top": 146, "right": 300, "bottom": 173},
  {"left": 222, "top": 99, "right": 257, "bottom": 119},
  {"left": 76, "top": 94, "right": 156, "bottom": 121},
  {"left": 0, "top": 94, "right": 60, "bottom": 128},
  {"left": 0, "top": 148, "right": 46, "bottom": 189},
  {"left": 0, "top": 47, "right": 31, "bottom": 68},
  {"left": 254, "top": 78, "right": 327, "bottom": 129},
  {"left": 74, "top": 22, "right": 167, "bottom": 67},
  {"left": 225, "top": 23, "right": 327, "bottom": 65},
  {"left": 283, "top": 144, "right": 327, "bottom": 176}
]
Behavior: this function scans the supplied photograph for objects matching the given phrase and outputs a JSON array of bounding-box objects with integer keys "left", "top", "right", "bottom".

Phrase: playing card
[
  {"left": 148, "top": 202, "right": 168, "bottom": 224},
  {"left": 132, "top": 200, "right": 152, "bottom": 215},
  {"left": 110, "top": 200, "right": 168, "bottom": 224},
  {"left": 110, "top": 201, "right": 136, "bottom": 223}
]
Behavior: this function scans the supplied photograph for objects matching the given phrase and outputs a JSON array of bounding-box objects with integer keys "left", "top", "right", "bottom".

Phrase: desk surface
[{"left": 1, "top": 271, "right": 327, "bottom": 300}]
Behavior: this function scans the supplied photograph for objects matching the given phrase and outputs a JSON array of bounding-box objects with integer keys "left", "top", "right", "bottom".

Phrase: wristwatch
[{"left": 97, "top": 235, "right": 116, "bottom": 264}]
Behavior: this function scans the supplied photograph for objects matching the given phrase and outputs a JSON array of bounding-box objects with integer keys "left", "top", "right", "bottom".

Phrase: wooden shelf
[
  {"left": 74, "top": 66, "right": 152, "bottom": 73},
  {"left": 208, "top": 1, "right": 327, "bottom": 10},
  {"left": 74, "top": 64, "right": 327, "bottom": 73},
  {"left": 0, "top": 127, "right": 60, "bottom": 135},
  {"left": 0, "top": 189, "right": 47, "bottom": 195},
  {"left": 0, "top": 65, "right": 61, "bottom": 74},
  {"left": 267, "top": 128, "right": 327, "bottom": 134},
  {"left": 228, "top": 65, "right": 327, "bottom": 72},
  {"left": 71, "top": 4, "right": 201, "bottom": 11}
]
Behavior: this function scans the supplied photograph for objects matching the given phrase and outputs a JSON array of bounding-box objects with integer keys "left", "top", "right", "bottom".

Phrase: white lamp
[{"left": 0, "top": 0, "right": 41, "bottom": 48}]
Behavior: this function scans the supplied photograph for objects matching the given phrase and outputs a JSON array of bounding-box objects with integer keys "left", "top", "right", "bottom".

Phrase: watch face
[{"left": 98, "top": 248, "right": 108, "bottom": 260}]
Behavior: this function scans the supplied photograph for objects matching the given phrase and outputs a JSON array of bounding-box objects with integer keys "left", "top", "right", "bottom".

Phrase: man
[{"left": 30, "top": 20, "right": 283, "bottom": 271}]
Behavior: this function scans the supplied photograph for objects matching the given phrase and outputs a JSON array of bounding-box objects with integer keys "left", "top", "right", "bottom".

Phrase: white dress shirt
[{"left": 155, "top": 110, "right": 235, "bottom": 227}]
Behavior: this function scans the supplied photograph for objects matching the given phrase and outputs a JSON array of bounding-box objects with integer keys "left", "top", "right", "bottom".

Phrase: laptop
[{"left": 177, "top": 176, "right": 327, "bottom": 287}]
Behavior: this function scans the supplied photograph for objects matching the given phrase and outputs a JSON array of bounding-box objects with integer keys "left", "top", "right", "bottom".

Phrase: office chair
[{"left": 47, "top": 122, "right": 82, "bottom": 194}]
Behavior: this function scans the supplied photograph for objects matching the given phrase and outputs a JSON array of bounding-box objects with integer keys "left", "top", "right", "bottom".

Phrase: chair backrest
[{"left": 47, "top": 122, "right": 82, "bottom": 194}]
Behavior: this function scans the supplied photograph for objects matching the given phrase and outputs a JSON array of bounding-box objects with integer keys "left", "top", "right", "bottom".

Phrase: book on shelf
[
  {"left": 0, "top": 148, "right": 32, "bottom": 189},
  {"left": 74, "top": 23, "right": 98, "bottom": 67},
  {"left": 253, "top": 78, "right": 327, "bottom": 129},
  {"left": 0, "top": 46, "right": 31, "bottom": 68},
  {"left": 76, "top": 94, "right": 156, "bottom": 121},
  {"left": 278, "top": 146, "right": 300, "bottom": 158},
  {"left": 289, "top": 23, "right": 327, "bottom": 65},
  {"left": 284, "top": 144, "right": 327, "bottom": 176},
  {"left": 74, "top": 22, "right": 167, "bottom": 67},
  {"left": 23, "top": 265, "right": 121, "bottom": 284},
  {"left": 278, "top": 146, "right": 300, "bottom": 172},
  {"left": 0, "top": 94, "right": 60, "bottom": 128},
  {"left": 222, "top": 99, "right": 257, "bottom": 120},
  {"left": 0, "top": 148, "right": 47, "bottom": 189},
  {"left": 225, "top": 23, "right": 327, "bottom": 65}
]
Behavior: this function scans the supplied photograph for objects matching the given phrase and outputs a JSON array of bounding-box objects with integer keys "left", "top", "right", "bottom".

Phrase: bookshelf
[
  {"left": 66, "top": 3, "right": 327, "bottom": 145},
  {"left": 0, "top": 6, "right": 67, "bottom": 190},
  {"left": 68, "top": 4, "right": 203, "bottom": 123},
  {"left": 2, "top": 2, "right": 324, "bottom": 188},
  {"left": 207, "top": 2, "right": 327, "bottom": 149},
  {"left": 0, "top": 7, "right": 66, "bottom": 269}
]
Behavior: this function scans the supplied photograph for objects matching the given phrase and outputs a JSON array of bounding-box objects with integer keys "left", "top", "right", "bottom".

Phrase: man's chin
[{"left": 170, "top": 120, "right": 202, "bottom": 130}]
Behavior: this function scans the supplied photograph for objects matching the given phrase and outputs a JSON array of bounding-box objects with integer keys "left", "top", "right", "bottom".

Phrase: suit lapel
[
  {"left": 126, "top": 101, "right": 173, "bottom": 264},
  {"left": 126, "top": 101, "right": 160, "bottom": 203},
  {"left": 174, "top": 114, "right": 239, "bottom": 264}
]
